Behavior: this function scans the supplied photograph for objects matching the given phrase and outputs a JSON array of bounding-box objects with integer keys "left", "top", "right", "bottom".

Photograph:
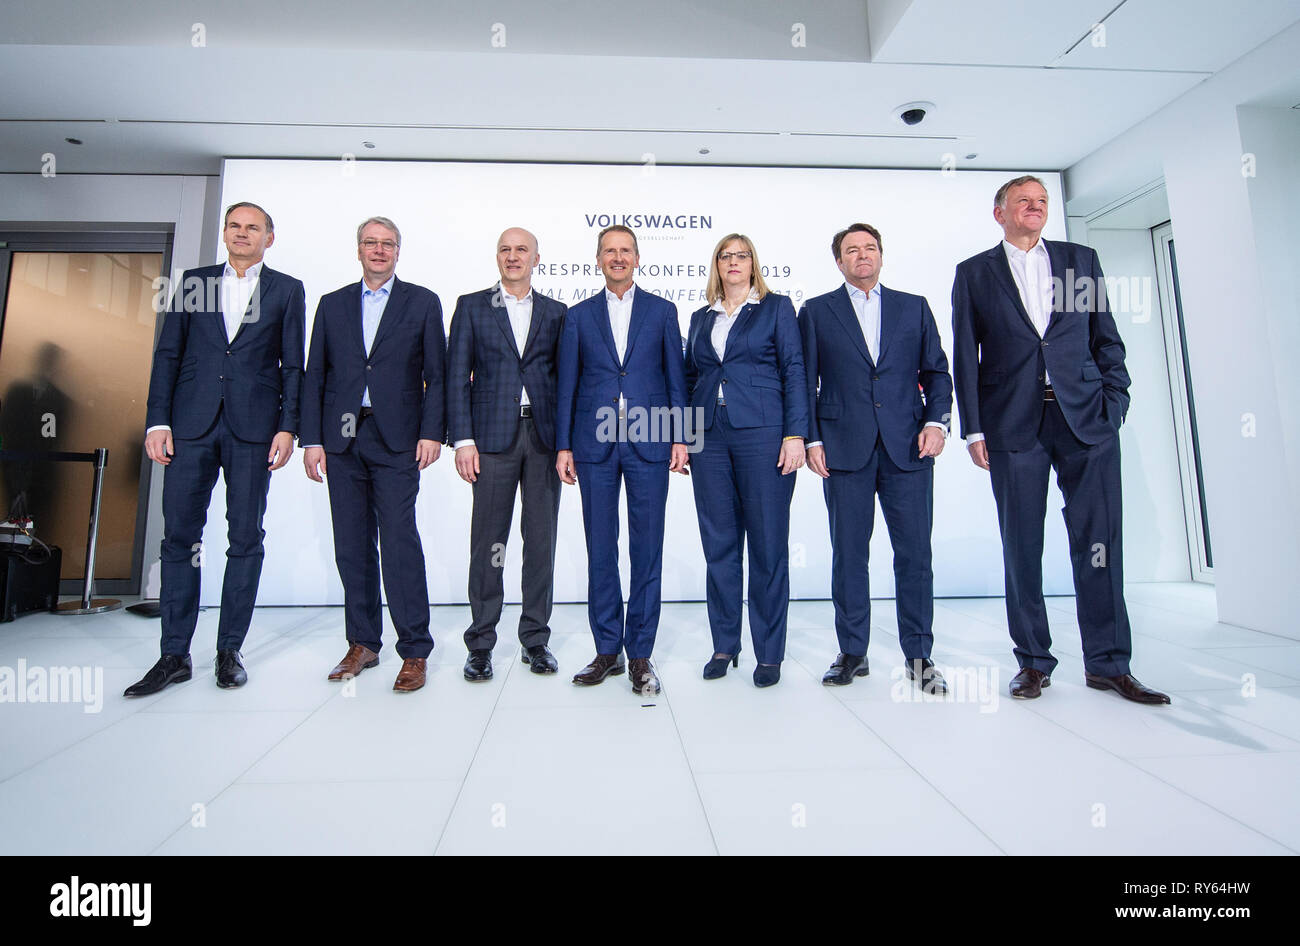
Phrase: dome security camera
[{"left": 893, "top": 101, "right": 936, "bottom": 127}]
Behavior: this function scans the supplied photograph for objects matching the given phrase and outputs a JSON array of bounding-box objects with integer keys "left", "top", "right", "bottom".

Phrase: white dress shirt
[
  {"left": 1002, "top": 238, "right": 1054, "bottom": 342},
  {"left": 968, "top": 239, "right": 1053, "bottom": 446},
  {"left": 709, "top": 288, "right": 759, "bottom": 401},
  {"left": 846, "top": 281, "right": 881, "bottom": 364},
  {"left": 502, "top": 285, "right": 533, "bottom": 408},
  {"left": 454, "top": 283, "right": 533, "bottom": 451},
  {"left": 221, "top": 260, "right": 262, "bottom": 344},
  {"left": 607, "top": 284, "right": 635, "bottom": 418},
  {"left": 146, "top": 260, "right": 261, "bottom": 436},
  {"left": 606, "top": 284, "right": 634, "bottom": 363}
]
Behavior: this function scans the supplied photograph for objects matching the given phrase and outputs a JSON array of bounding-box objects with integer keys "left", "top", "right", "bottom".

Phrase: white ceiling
[{"left": 1, "top": 1, "right": 1298, "bottom": 178}]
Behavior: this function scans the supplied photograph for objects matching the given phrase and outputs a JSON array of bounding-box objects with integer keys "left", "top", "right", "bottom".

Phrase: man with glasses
[{"left": 301, "top": 216, "right": 446, "bottom": 692}]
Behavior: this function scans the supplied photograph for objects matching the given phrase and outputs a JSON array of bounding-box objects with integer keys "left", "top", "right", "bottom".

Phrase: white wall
[
  {"left": 0, "top": 172, "right": 218, "bottom": 598},
  {"left": 1076, "top": 226, "right": 1190, "bottom": 582},
  {"left": 1066, "top": 22, "right": 1300, "bottom": 637},
  {"left": 1238, "top": 105, "right": 1300, "bottom": 523}
]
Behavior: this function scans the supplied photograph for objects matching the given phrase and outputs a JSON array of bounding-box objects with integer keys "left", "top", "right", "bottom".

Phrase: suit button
[
  {"left": 367, "top": 365, "right": 373, "bottom": 371},
  {"left": 218, "top": 375, "right": 224, "bottom": 381},
  {"left": 514, "top": 396, "right": 520, "bottom": 402},
  {"left": 226, "top": 350, "right": 231, "bottom": 355},
  {"left": 1038, "top": 374, "right": 1044, "bottom": 381},
  {"left": 620, "top": 371, "right": 626, "bottom": 377},
  {"left": 722, "top": 379, "right": 728, "bottom": 384},
  {"left": 872, "top": 376, "right": 879, "bottom": 381},
  {"left": 875, "top": 402, "right": 882, "bottom": 408},
  {"left": 1041, "top": 341, "right": 1049, "bottom": 348}
]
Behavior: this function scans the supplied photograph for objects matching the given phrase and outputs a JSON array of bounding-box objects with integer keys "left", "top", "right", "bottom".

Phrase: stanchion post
[{"left": 54, "top": 446, "right": 122, "bottom": 615}]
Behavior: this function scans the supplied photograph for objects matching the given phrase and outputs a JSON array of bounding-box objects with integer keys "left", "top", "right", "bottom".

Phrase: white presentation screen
[{"left": 208, "top": 159, "right": 1072, "bottom": 606}]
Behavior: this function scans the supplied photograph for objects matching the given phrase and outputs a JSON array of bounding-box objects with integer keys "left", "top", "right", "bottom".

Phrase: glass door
[{"left": 0, "top": 235, "right": 168, "bottom": 594}]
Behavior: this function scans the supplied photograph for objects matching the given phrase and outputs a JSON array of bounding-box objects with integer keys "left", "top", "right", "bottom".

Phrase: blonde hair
[{"left": 705, "top": 233, "right": 769, "bottom": 306}]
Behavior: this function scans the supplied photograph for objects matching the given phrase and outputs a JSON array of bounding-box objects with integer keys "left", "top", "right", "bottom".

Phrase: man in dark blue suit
[
  {"left": 555, "top": 225, "right": 688, "bottom": 696},
  {"left": 952, "top": 175, "right": 1169, "bottom": 704},
  {"left": 800, "top": 223, "right": 953, "bottom": 692},
  {"left": 302, "top": 216, "right": 446, "bottom": 693},
  {"left": 127, "top": 201, "right": 304, "bottom": 696},
  {"left": 447, "top": 227, "right": 567, "bottom": 681}
]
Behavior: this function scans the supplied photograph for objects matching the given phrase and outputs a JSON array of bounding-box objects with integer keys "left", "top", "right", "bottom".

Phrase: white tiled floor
[{"left": 0, "top": 582, "right": 1296, "bottom": 855}]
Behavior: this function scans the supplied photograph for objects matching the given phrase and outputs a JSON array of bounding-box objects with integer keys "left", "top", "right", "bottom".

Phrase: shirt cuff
[
  {"left": 454, "top": 439, "right": 476, "bottom": 450},
  {"left": 146, "top": 425, "right": 171, "bottom": 435},
  {"left": 807, "top": 441, "right": 823, "bottom": 449},
  {"left": 301, "top": 444, "right": 323, "bottom": 449},
  {"left": 966, "top": 432, "right": 985, "bottom": 444},
  {"left": 923, "top": 421, "right": 948, "bottom": 436}
]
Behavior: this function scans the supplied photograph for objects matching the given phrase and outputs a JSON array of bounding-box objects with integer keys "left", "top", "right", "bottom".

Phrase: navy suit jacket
[
  {"left": 555, "top": 285, "right": 687, "bottom": 464},
  {"left": 684, "top": 292, "right": 808, "bottom": 437},
  {"left": 300, "top": 277, "right": 446, "bottom": 454},
  {"left": 951, "top": 240, "right": 1129, "bottom": 451},
  {"left": 146, "top": 262, "right": 305, "bottom": 442},
  {"left": 446, "top": 286, "right": 567, "bottom": 452},
  {"left": 799, "top": 284, "right": 953, "bottom": 473}
]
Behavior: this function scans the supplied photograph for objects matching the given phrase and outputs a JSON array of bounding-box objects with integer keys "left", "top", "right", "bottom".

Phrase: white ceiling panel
[
  {"left": 0, "top": 2, "right": 1297, "bottom": 177},
  {"left": 1059, "top": 0, "right": 1300, "bottom": 71},
  {"left": 870, "top": 0, "right": 1118, "bottom": 65}
]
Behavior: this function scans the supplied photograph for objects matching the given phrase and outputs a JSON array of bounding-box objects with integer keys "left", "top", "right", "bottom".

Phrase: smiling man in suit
[
  {"left": 555, "top": 225, "right": 688, "bottom": 696},
  {"left": 951, "top": 175, "right": 1169, "bottom": 704},
  {"left": 301, "top": 216, "right": 446, "bottom": 693},
  {"left": 799, "top": 223, "right": 953, "bottom": 693},
  {"left": 447, "top": 227, "right": 567, "bottom": 682},
  {"left": 128, "top": 201, "right": 305, "bottom": 696}
]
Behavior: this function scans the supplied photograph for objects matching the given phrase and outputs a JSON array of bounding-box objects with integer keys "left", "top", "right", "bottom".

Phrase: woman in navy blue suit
[{"left": 685, "top": 234, "right": 808, "bottom": 687}]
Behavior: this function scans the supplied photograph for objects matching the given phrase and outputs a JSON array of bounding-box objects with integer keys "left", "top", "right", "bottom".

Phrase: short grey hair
[
  {"left": 357, "top": 216, "right": 401, "bottom": 246},
  {"left": 995, "top": 175, "right": 1047, "bottom": 209}
]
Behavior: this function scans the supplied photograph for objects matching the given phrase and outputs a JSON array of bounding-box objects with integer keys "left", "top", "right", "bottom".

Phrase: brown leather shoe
[
  {"left": 629, "top": 657, "right": 660, "bottom": 696},
  {"left": 572, "top": 653, "right": 625, "bottom": 686},
  {"left": 328, "top": 643, "right": 379, "bottom": 681},
  {"left": 1085, "top": 672, "right": 1171, "bottom": 705},
  {"left": 1009, "top": 667, "right": 1050, "bottom": 699},
  {"left": 393, "top": 658, "right": 427, "bottom": 692}
]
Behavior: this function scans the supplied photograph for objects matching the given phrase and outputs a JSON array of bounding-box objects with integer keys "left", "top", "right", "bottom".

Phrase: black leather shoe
[
  {"left": 521, "top": 644, "right": 558, "bottom": 674},
  {"left": 464, "top": 649, "right": 493, "bottom": 682},
  {"left": 904, "top": 657, "right": 948, "bottom": 695},
  {"left": 1085, "top": 672, "right": 1171, "bottom": 705},
  {"left": 1009, "top": 667, "right": 1050, "bottom": 699},
  {"left": 703, "top": 652, "right": 739, "bottom": 680},
  {"left": 753, "top": 664, "right": 781, "bottom": 688},
  {"left": 124, "top": 654, "right": 192, "bottom": 697},
  {"left": 822, "top": 653, "right": 869, "bottom": 686},
  {"left": 215, "top": 650, "right": 247, "bottom": 688}
]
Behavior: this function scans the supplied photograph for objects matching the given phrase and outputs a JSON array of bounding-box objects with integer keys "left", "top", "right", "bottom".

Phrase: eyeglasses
[
  {"left": 360, "top": 239, "right": 398, "bottom": 251},
  {"left": 718, "top": 251, "right": 752, "bottom": 262}
]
